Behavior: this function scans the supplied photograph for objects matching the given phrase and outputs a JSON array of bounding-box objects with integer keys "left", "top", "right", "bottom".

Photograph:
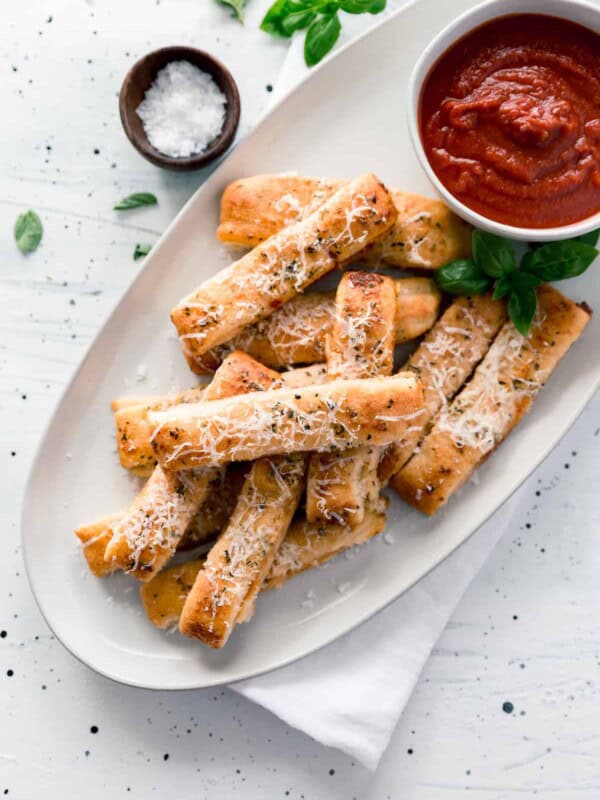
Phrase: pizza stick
[
  {"left": 171, "top": 173, "right": 397, "bottom": 363},
  {"left": 140, "top": 498, "right": 388, "bottom": 630},
  {"left": 265, "top": 495, "right": 388, "bottom": 589},
  {"left": 75, "top": 467, "right": 246, "bottom": 577},
  {"left": 306, "top": 272, "right": 397, "bottom": 525},
  {"left": 392, "top": 286, "right": 591, "bottom": 514},
  {"left": 114, "top": 387, "right": 205, "bottom": 476},
  {"left": 188, "top": 277, "right": 441, "bottom": 374},
  {"left": 179, "top": 453, "right": 307, "bottom": 647},
  {"left": 104, "top": 353, "right": 285, "bottom": 580},
  {"left": 378, "top": 294, "right": 507, "bottom": 483},
  {"left": 149, "top": 374, "right": 424, "bottom": 471},
  {"left": 217, "top": 174, "right": 471, "bottom": 270},
  {"left": 112, "top": 363, "right": 329, "bottom": 475}
]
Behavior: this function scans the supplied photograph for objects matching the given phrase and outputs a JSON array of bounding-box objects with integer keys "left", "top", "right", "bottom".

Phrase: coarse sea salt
[{"left": 136, "top": 60, "right": 227, "bottom": 158}]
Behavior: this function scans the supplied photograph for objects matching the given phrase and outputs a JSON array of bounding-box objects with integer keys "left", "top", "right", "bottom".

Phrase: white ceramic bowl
[{"left": 408, "top": 0, "right": 600, "bottom": 242}]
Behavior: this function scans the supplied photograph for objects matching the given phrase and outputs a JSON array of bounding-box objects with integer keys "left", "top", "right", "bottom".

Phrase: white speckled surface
[{"left": 2, "top": 1, "right": 600, "bottom": 797}]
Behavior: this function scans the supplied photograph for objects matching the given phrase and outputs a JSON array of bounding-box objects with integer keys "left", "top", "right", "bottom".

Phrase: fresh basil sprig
[
  {"left": 14, "top": 210, "right": 43, "bottom": 254},
  {"left": 435, "top": 229, "right": 598, "bottom": 336},
  {"left": 114, "top": 193, "right": 157, "bottom": 211},
  {"left": 215, "top": 0, "right": 247, "bottom": 22},
  {"left": 133, "top": 243, "right": 152, "bottom": 261},
  {"left": 261, "top": 0, "right": 386, "bottom": 67}
]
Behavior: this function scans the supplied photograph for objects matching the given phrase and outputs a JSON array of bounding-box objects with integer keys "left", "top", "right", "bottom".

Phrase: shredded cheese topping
[
  {"left": 198, "top": 454, "right": 306, "bottom": 634},
  {"left": 435, "top": 319, "right": 543, "bottom": 454},
  {"left": 108, "top": 467, "right": 217, "bottom": 575}
]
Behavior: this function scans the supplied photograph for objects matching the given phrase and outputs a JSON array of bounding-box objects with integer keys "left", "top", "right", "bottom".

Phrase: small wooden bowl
[{"left": 119, "top": 46, "right": 241, "bottom": 171}]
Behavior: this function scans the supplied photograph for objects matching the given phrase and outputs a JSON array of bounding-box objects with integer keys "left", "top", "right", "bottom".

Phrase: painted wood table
[{"left": 2, "top": 1, "right": 599, "bottom": 797}]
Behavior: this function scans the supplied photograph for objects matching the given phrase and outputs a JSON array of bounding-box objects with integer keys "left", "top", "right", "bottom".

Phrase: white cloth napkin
[{"left": 231, "top": 2, "right": 517, "bottom": 771}]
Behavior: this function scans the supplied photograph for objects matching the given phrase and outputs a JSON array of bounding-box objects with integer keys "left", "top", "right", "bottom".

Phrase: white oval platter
[{"left": 22, "top": 0, "right": 600, "bottom": 689}]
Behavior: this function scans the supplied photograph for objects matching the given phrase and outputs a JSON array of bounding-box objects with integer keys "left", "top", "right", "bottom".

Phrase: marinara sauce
[{"left": 419, "top": 14, "right": 600, "bottom": 228}]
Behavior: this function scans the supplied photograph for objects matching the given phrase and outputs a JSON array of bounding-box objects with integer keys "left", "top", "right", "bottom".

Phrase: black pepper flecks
[
  {"left": 502, "top": 701, "right": 514, "bottom": 714},
  {"left": 90, "top": 725, "right": 98, "bottom": 734}
]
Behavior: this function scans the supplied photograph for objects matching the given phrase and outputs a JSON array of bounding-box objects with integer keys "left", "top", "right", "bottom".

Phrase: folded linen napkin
[{"left": 226, "top": 1, "right": 526, "bottom": 771}]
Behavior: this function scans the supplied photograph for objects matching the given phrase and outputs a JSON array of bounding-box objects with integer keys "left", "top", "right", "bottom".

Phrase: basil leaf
[
  {"left": 215, "top": 0, "right": 246, "bottom": 21},
  {"left": 521, "top": 240, "right": 597, "bottom": 282},
  {"left": 576, "top": 229, "right": 599, "bottom": 247},
  {"left": 472, "top": 230, "right": 516, "bottom": 278},
  {"left": 133, "top": 243, "right": 152, "bottom": 261},
  {"left": 114, "top": 193, "right": 157, "bottom": 211},
  {"left": 304, "top": 11, "right": 341, "bottom": 66},
  {"left": 261, "top": 0, "right": 318, "bottom": 35},
  {"left": 339, "top": 0, "right": 386, "bottom": 13},
  {"left": 492, "top": 275, "right": 512, "bottom": 300},
  {"left": 260, "top": 0, "right": 289, "bottom": 35},
  {"left": 508, "top": 275, "right": 539, "bottom": 336},
  {"left": 281, "top": 8, "right": 316, "bottom": 34},
  {"left": 14, "top": 210, "right": 43, "bottom": 253},
  {"left": 435, "top": 259, "right": 492, "bottom": 296}
]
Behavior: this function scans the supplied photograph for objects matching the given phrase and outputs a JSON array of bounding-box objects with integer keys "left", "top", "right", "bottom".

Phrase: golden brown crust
[
  {"left": 189, "top": 291, "right": 335, "bottom": 373},
  {"left": 75, "top": 470, "right": 240, "bottom": 578},
  {"left": 217, "top": 174, "right": 344, "bottom": 246},
  {"left": 306, "top": 272, "right": 397, "bottom": 525},
  {"left": 188, "top": 278, "right": 441, "bottom": 375},
  {"left": 178, "top": 464, "right": 248, "bottom": 550},
  {"left": 171, "top": 174, "right": 397, "bottom": 362},
  {"left": 265, "top": 496, "right": 388, "bottom": 589},
  {"left": 114, "top": 388, "right": 206, "bottom": 475},
  {"left": 392, "top": 286, "right": 591, "bottom": 514},
  {"left": 379, "top": 295, "right": 507, "bottom": 483},
  {"left": 150, "top": 374, "right": 424, "bottom": 471},
  {"left": 104, "top": 353, "right": 284, "bottom": 580},
  {"left": 140, "top": 498, "right": 388, "bottom": 629},
  {"left": 113, "top": 361, "right": 330, "bottom": 476},
  {"left": 325, "top": 271, "right": 398, "bottom": 380},
  {"left": 75, "top": 514, "right": 123, "bottom": 577},
  {"left": 141, "top": 559, "right": 205, "bottom": 629},
  {"left": 362, "top": 190, "right": 472, "bottom": 270},
  {"left": 217, "top": 175, "right": 471, "bottom": 270},
  {"left": 179, "top": 454, "right": 306, "bottom": 647}
]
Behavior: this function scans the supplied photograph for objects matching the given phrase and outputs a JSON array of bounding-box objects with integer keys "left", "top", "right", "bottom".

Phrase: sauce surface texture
[{"left": 420, "top": 14, "right": 600, "bottom": 228}]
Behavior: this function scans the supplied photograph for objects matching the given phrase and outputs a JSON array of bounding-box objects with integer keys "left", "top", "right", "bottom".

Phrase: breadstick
[
  {"left": 306, "top": 272, "right": 397, "bottom": 525},
  {"left": 265, "top": 496, "right": 388, "bottom": 589},
  {"left": 392, "top": 286, "right": 591, "bottom": 515},
  {"left": 104, "top": 353, "right": 284, "bottom": 580},
  {"left": 113, "top": 364, "right": 329, "bottom": 475},
  {"left": 179, "top": 453, "right": 307, "bottom": 647},
  {"left": 111, "top": 394, "right": 168, "bottom": 413},
  {"left": 181, "top": 363, "right": 311, "bottom": 645},
  {"left": 171, "top": 173, "right": 397, "bottom": 363},
  {"left": 150, "top": 374, "right": 424, "bottom": 471},
  {"left": 75, "top": 468, "right": 245, "bottom": 577},
  {"left": 189, "top": 277, "right": 441, "bottom": 374},
  {"left": 75, "top": 514, "right": 123, "bottom": 578},
  {"left": 114, "top": 387, "right": 205, "bottom": 476},
  {"left": 140, "top": 498, "right": 388, "bottom": 629},
  {"left": 178, "top": 463, "right": 248, "bottom": 550},
  {"left": 217, "top": 174, "right": 471, "bottom": 270},
  {"left": 141, "top": 560, "right": 205, "bottom": 629},
  {"left": 378, "top": 295, "right": 507, "bottom": 483},
  {"left": 278, "top": 363, "right": 329, "bottom": 388}
]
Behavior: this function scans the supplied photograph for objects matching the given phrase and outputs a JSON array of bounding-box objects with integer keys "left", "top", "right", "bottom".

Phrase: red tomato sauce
[{"left": 419, "top": 14, "right": 600, "bottom": 228}]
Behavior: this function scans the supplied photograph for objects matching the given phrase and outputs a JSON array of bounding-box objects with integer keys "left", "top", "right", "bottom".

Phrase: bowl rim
[
  {"left": 407, "top": 0, "right": 600, "bottom": 242},
  {"left": 119, "top": 45, "right": 241, "bottom": 172}
]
